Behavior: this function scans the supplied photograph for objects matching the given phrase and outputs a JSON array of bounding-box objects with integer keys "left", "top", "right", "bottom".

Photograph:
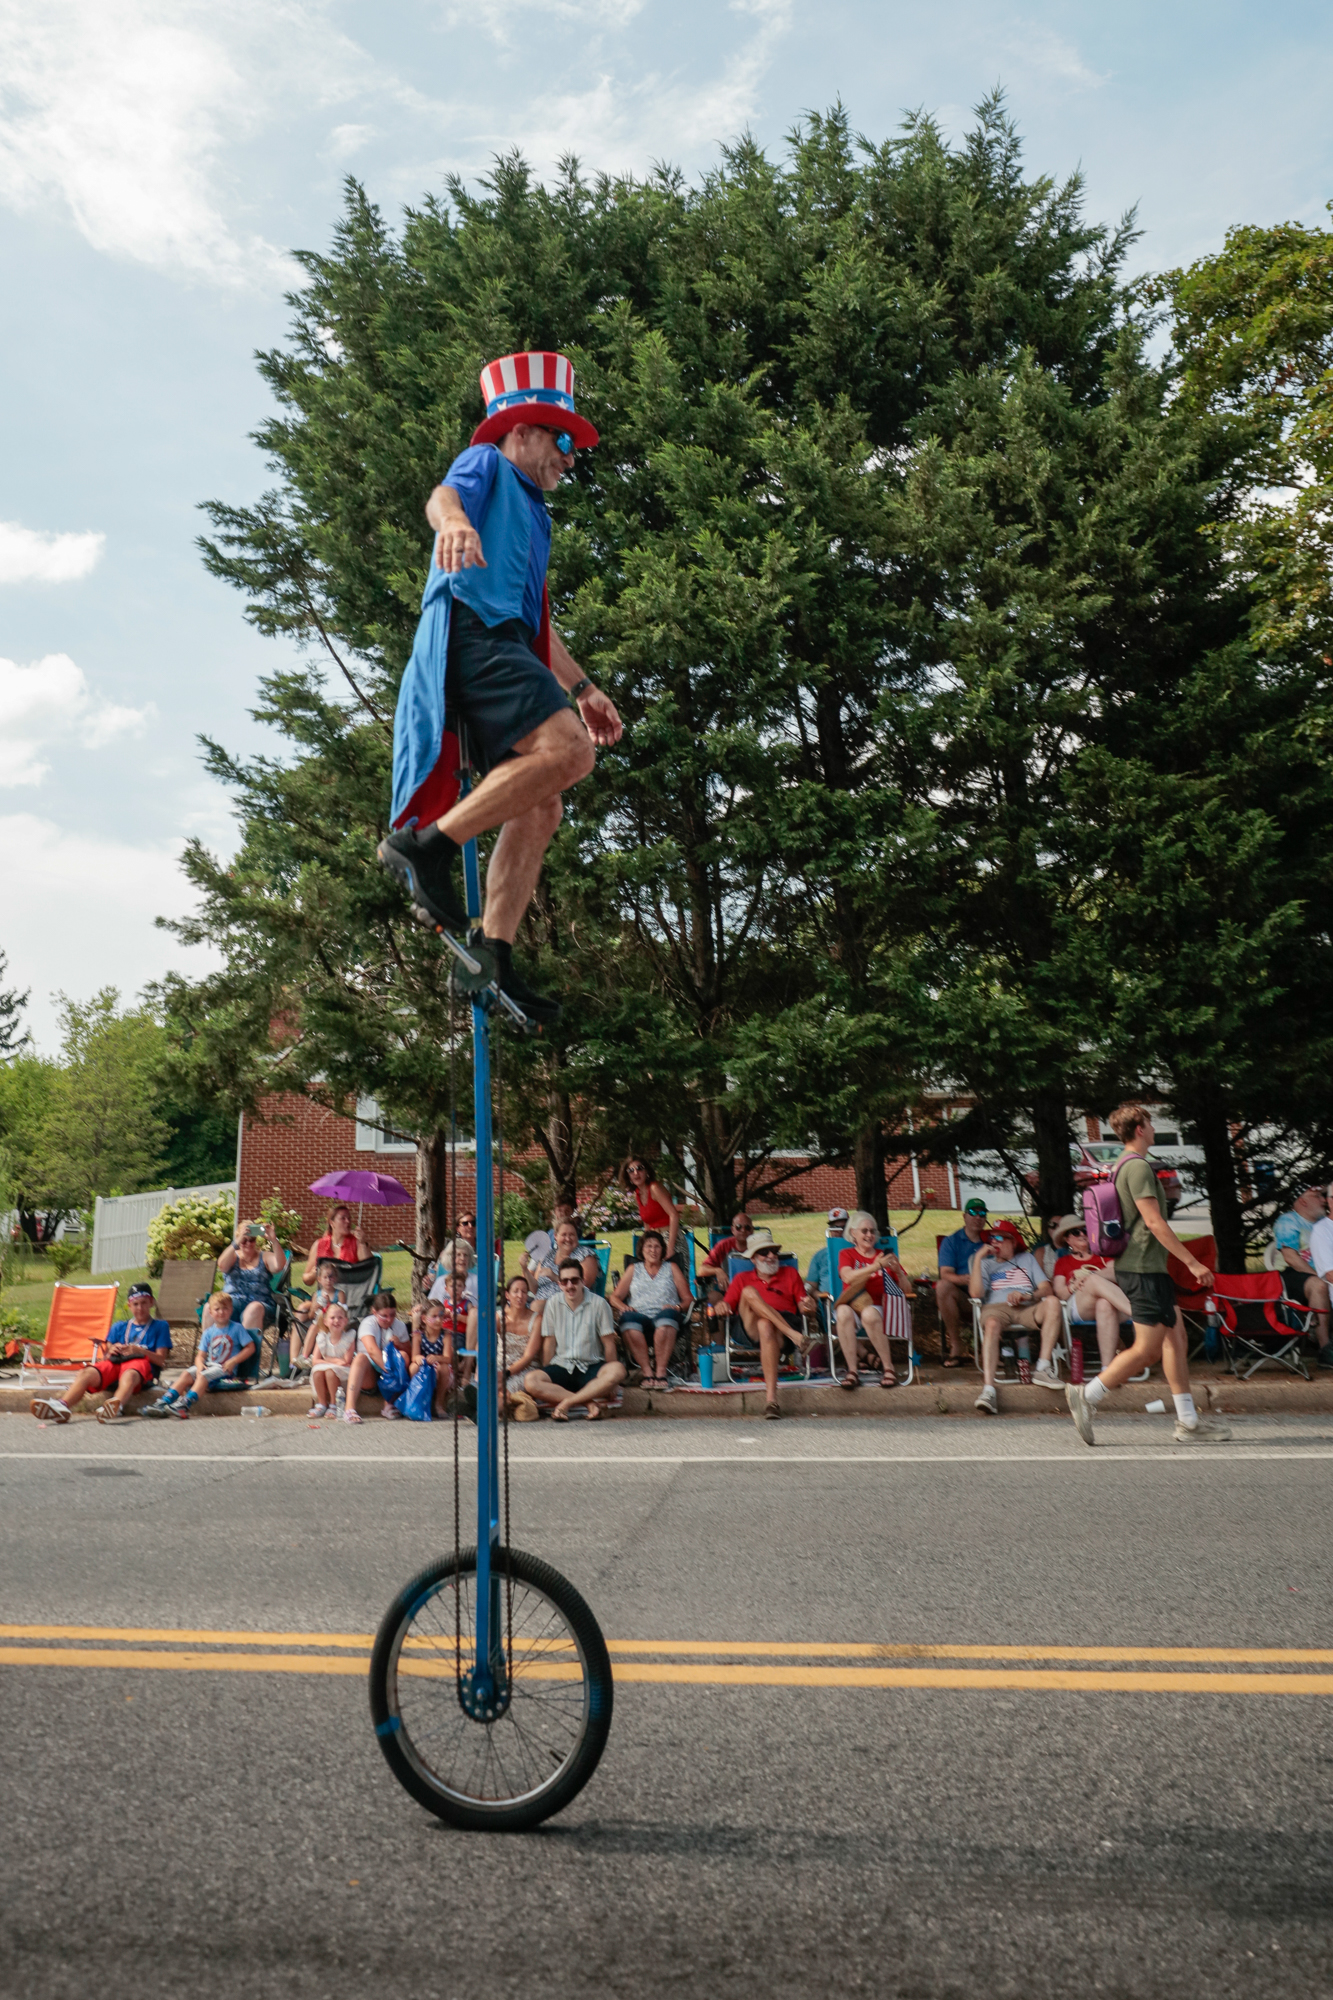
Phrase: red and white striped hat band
[{"left": 471, "top": 349, "right": 599, "bottom": 449}]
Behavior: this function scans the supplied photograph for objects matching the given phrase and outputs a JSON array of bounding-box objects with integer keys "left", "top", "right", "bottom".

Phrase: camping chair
[
  {"left": 1214, "top": 1273, "right": 1313, "bottom": 1380},
  {"left": 823, "top": 1236, "right": 915, "bottom": 1387},
  {"left": 626, "top": 1232, "right": 696, "bottom": 1381},
  {"left": 578, "top": 1238, "right": 612, "bottom": 1298},
  {"left": 157, "top": 1260, "right": 217, "bottom": 1330},
  {"left": 719, "top": 1253, "right": 815, "bottom": 1387},
  {"left": 18, "top": 1283, "right": 120, "bottom": 1391},
  {"left": 276, "top": 1252, "right": 383, "bottom": 1381},
  {"left": 1059, "top": 1299, "right": 1136, "bottom": 1381},
  {"left": 1167, "top": 1236, "right": 1219, "bottom": 1360}
]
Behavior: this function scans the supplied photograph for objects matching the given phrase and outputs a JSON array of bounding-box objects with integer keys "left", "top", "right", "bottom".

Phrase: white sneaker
[
  {"left": 974, "top": 1383, "right": 998, "bottom": 1415},
  {"left": 1032, "top": 1363, "right": 1062, "bottom": 1391},
  {"left": 1174, "top": 1415, "right": 1232, "bottom": 1444},
  {"left": 30, "top": 1397, "right": 69, "bottom": 1423},
  {"left": 1066, "top": 1383, "right": 1095, "bottom": 1446}
]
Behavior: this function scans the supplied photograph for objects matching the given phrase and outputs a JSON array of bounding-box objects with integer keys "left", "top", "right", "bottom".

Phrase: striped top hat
[{"left": 471, "top": 349, "right": 599, "bottom": 450}]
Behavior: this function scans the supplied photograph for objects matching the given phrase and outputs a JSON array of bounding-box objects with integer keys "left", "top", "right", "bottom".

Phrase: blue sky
[{"left": 2, "top": 0, "right": 1330, "bottom": 1050}]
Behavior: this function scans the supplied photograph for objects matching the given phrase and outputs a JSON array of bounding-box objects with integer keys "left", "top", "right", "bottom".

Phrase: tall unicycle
[{"left": 369, "top": 819, "right": 613, "bottom": 1830}]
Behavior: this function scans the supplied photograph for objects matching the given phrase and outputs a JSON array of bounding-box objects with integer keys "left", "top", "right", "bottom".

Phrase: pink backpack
[{"left": 1080, "top": 1153, "right": 1133, "bottom": 1257}]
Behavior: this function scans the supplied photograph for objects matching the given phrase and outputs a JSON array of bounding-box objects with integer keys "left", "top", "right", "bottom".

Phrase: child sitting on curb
[{"left": 147, "top": 1295, "right": 255, "bottom": 1418}]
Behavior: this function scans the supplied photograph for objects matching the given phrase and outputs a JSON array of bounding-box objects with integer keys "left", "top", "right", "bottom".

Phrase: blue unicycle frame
[{"left": 459, "top": 829, "right": 506, "bottom": 1716}]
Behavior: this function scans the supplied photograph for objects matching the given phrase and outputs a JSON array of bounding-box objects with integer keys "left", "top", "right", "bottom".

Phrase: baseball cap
[
  {"left": 963, "top": 1197, "right": 988, "bottom": 1218},
  {"left": 990, "top": 1219, "right": 1024, "bottom": 1244},
  {"left": 127, "top": 1282, "right": 155, "bottom": 1300},
  {"left": 827, "top": 1206, "right": 849, "bottom": 1224}
]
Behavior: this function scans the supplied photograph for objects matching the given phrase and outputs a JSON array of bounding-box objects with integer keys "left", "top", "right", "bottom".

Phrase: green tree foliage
[
  {"left": 0, "top": 949, "right": 28, "bottom": 1058},
  {"left": 160, "top": 104, "right": 1333, "bottom": 1254},
  {"left": 31, "top": 991, "right": 171, "bottom": 1215}
]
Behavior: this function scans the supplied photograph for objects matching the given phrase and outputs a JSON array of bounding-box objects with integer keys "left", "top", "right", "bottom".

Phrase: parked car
[{"left": 1024, "top": 1142, "right": 1183, "bottom": 1207}]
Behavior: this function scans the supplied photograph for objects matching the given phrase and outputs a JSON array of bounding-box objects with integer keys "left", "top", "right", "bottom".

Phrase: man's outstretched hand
[
  {"left": 433, "top": 522, "right": 487, "bottom": 572},
  {"left": 577, "top": 688, "right": 624, "bottom": 747}
]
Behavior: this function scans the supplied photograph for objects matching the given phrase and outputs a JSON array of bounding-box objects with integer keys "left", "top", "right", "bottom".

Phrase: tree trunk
[
  {"left": 1029, "top": 1090, "right": 1075, "bottom": 1221},
  {"left": 1188, "top": 1086, "right": 1246, "bottom": 1273},
  {"left": 413, "top": 1130, "right": 450, "bottom": 1308},
  {"left": 695, "top": 1102, "right": 739, "bottom": 1222},
  {"left": 853, "top": 1119, "right": 889, "bottom": 1230},
  {"left": 539, "top": 1085, "right": 576, "bottom": 1207}
]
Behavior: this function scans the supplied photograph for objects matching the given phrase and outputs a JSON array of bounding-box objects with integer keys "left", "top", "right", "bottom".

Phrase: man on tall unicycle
[{"left": 379, "top": 351, "right": 622, "bottom": 1023}]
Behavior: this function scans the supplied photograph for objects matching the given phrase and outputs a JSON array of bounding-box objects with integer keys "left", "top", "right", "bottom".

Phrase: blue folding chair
[
  {"left": 823, "top": 1235, "right": 915, "bottom": 1387},
  {"left": 578, "top": 1238, "right": 612, "bottom": 1298},
  {"left": 719, "top": 1254, "right": 814, "bottom": 1387}
]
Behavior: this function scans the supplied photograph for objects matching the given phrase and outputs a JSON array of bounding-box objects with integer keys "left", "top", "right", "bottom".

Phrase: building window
[{"left": 355, "top": 1097, "right": 416, "bottom": 1155}]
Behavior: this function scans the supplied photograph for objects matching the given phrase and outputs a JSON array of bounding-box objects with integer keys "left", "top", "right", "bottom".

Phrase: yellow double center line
[{"left": 2, "top": 1625, "right": 1332, "bottom": 1694}]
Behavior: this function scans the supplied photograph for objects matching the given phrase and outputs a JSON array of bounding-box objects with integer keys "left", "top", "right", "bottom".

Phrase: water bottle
[
  {"left": 698, "top": 1348, "right": 714, "bottom": 1389},
  {"left": 1070, "top": 1337, "right": 1085, "bottom": 1384},
  {"left": 1000, "top": 1342, "right": 1015, "bottom": 1379},
  {"left": 241, "top": 1405, "right": 271, "bottom": 1418},
  {"left": 1015, "top": 1334, "right": 1032, "bottom": 1385},
  {"left": 1204, "top": 1295, "right": 1221, "bottom": 1362},
  {"left": 335, "top": 1386, "right": 346, "bottom": 1417}
]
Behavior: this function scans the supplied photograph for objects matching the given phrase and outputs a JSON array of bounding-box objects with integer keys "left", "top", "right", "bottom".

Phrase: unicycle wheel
[{"left": 369, "top": 1546, "right": 613, "bottom": 1831}]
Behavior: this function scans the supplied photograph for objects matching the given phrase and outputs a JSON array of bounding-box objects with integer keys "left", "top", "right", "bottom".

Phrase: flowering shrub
[
  {"left": 581, "top": 1186, "right": 642, "bottom": 1232},
  {"left": 146, "top": 1191, "right": 236, "bottom": 1276},
  {"left": 258, "top": 1189, "right": 305, "bottom": 1247}
]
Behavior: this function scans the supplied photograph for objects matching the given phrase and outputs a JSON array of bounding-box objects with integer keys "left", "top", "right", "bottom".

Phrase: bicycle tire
[{"left": 369, "top": 1545, "right": 613, "bottom": 1832}]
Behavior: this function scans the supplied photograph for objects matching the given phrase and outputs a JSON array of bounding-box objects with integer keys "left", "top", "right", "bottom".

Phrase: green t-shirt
[{"left": 1114, "top": 1154, "right": 1168, "bottom": 1274}]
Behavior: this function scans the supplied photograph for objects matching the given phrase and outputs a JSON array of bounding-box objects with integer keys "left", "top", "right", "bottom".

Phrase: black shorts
[
  {"left": 1282, "top": 1266, "right": 1315, "bottom": 1304},
  {"left": 546, "top": 1362, "right": 601, "bottom": 1394},
  {"left": 1117, "top": 1269, "right": 1178, "bottom": 1329},
  {"left": 446, "top": 601, "right": 570, "bottom": 776}
]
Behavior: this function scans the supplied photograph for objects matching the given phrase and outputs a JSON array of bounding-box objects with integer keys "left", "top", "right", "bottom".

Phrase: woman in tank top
[
  {"left": 623, "top": 1157, "right": 683, "bottom": 1259},
  {"left": 611, "top": 1229, "right": 693, "bottom": 1391}
]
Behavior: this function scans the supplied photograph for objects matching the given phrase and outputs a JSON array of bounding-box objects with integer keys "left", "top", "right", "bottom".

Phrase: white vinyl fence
[{"left": 92, "top": 1182, "right": 237, "bottom": 1275}]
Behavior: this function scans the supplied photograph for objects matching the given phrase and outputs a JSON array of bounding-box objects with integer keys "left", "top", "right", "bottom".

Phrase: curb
[{"left": 6, "top": 1368, "right": 1333, "bottom": 1421}]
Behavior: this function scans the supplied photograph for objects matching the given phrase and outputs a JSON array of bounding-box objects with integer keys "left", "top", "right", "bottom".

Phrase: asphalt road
[{"left": 3, "top": 1410, "right": 1332, "bottom": 1999}]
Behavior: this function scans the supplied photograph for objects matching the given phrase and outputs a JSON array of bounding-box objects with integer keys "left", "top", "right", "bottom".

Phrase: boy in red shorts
[{"left": 30, "top": 1282, "right": 173, "bottom": 1424}]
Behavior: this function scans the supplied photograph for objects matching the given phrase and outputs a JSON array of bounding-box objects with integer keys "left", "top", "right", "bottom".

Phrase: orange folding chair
[
  {"left": 1213, "top": 1273, "right": 1313, "bottom": 1381},
  {"left": 17, "top": 1284, "right": 120, "bottom": 1391}
]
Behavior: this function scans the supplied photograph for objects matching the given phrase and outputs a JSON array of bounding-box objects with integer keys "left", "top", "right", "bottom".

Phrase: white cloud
[
  {"left": 0, "top": 810, "right": 217, "bottom": 1054},
  {"left": 1001, "top": 21, "right": 1108, "bottom": 91},
  {"left": 0, "top": 520, "right": 105, "bottom": 584},
  {"left": 0, "top": 653, "right": 155, "bottom": 787},
  {"left": 0, "top": 0, "right": 376, "bottom": 283},
  {"left": 425, "top": 0, "right": 793, "bottom": 178},
  {"left": 326, "top": 122, "right": 376, "bottom": 160}
]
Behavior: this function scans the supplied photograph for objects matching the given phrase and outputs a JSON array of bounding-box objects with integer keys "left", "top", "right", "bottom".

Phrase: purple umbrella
[{"left": 309, "top": 1169, "right": 414, "bottom": 1206}]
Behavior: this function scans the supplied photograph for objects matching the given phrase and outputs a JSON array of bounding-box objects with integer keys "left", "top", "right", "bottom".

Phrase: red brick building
[{"left": 237, "top": 1094, "right": 967, "bottom": 1249}]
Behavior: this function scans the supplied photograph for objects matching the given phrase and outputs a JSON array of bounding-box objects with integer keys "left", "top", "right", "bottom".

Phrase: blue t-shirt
[
  {"left": 444, "top": 444, "right": 550, "bottom": 634},
  {"left": 200, "top": 1324, "right": 251, "bottom": 1369},
  {"left": 806, "top": 1245, "right": 833, "bottom": 1294},
  {"left": 109, "top": 1316, "right": 173, "bottom": 1376},
  {"left": 938, "top": 1226, "right": 987, "bottom": 1277},
  {"left": 1274, "top": 1210, "right": 1314, "bottom": 1267}
]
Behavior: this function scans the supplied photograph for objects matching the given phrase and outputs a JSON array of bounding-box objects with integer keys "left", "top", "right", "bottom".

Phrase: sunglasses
[
  {"left": 540, "top": 425, "right": 575, "bottom": 456},
  {"left": 558, "top": 1275, "right": 583, "bottom": 1287}
]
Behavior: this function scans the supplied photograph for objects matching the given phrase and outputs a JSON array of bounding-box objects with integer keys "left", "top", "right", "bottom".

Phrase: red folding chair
[
  {"left": 1213, "top": 1273, "right": 1313, "bottom": 1380},
  {"left": 1168, "top": 1235, "right": 1217, "bottom": 1359}
]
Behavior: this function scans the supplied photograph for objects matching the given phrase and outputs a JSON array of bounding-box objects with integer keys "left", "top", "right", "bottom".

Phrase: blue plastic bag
[
  {"left": 377, "top": 1340, "right": 409, "bottom": 1405},
  {"left": 400, "top": 1363, "right": 435, "bottom": 1422}
]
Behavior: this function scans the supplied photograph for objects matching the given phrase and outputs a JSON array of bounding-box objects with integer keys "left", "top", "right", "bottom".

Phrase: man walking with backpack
[{"left": 1066, "top": 1102, "right": 1229, "bottom": 1446}]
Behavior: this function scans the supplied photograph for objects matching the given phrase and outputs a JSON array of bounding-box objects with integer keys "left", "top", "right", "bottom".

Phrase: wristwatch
[{"left": 568, "top": 677, "right": 594, "bottom": 701}]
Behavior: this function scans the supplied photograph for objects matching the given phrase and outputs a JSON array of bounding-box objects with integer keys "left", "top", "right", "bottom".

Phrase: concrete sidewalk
[{"left": 5, "top": 1362, "right": 1331, "bottom": 1420}]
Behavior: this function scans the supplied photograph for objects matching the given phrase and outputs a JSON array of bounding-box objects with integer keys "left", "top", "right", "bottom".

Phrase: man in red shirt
[
  {"left": 713, "top": 1229, "right": 816, "bottom": 1419},
  {"left": 697, "top": 1210, "right": 753, "bottom": 1299}
]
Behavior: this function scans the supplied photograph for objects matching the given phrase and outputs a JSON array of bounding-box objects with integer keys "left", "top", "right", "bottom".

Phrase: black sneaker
[
  {"left": 378, "top": 826, "right": 470, "bottom": 934},
  {"left": 488, "top": 938, "right": 562, "bottom": 1026}
]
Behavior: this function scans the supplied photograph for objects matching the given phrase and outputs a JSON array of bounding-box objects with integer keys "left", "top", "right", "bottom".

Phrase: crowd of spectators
[{"left": 30, "top": 1154, "right": 1333, "bottom": 1428}]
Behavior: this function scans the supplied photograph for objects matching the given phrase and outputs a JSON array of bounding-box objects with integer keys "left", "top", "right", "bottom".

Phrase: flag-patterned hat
[{"left": 471, "top": 349, "right": 599, "bottom": 450}]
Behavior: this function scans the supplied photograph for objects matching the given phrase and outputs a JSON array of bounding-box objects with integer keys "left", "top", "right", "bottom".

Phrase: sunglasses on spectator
[
  {"left": 558, "top": 1275, "right": 583, "bottom": 1287},
  {"left": 539, "top": 425, "right": 576, "bottom": 455}
]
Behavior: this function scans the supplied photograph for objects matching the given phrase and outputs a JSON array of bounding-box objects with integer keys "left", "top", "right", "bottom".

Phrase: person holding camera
[{"left": 217, "top": 1216, "right": 286, "bottom": 1362}]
